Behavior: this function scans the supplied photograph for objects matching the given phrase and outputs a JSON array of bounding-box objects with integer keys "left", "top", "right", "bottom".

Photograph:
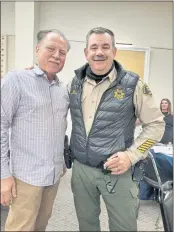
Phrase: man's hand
[
  {"left": 61, "top": 164, "right": 67, "bottom": 177},
  {"left": 104, "top": 152, "right": 132, "bottom": 175},
  {"left": 1, "top": 176, "right": 17, "bottom": 206},
  {"left": 25, "top": 65, "right": 34, "bottom": 70}
]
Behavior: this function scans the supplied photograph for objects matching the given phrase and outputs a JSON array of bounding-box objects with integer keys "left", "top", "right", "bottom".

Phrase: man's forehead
[
  {"left": 88, "top": 33, "right": 112, "bottom": 46},
  {"left": 43, "top": 33, "right": 67, "bottom": 46},
  {"left": 42, "top": 33, "right": 64, "bottom": 43}
]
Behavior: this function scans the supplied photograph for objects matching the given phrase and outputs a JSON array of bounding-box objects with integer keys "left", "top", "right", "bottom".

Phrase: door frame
[{"left": 116, "top": 45, "right": 151, "bottom": 84}]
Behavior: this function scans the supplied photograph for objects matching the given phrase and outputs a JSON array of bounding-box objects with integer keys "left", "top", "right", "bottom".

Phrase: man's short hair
[
  {"left": 86, "top": 27, "right": 116, "bottom": 48},
  {"left": 37, "top": 29, "right": 71, "bottom": 52}
]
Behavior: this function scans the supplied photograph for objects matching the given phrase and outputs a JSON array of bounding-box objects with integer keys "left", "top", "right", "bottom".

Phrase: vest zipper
[
  {"left": 78, "top": 80, "right": 88, "bottom": 141},
  {"left": 85, "top": 72, "right": 126, "bottom": 165}
]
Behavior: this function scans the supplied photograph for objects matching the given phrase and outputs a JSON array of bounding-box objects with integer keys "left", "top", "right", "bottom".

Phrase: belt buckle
[
  {"left": 102, "top": 167, "right": 112, "bottom": 175},
  {"left": 101, "top": 161, "right": 112, "bottom": 175}
]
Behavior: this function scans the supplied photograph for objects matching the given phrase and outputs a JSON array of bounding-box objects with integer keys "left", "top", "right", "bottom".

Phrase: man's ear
[
  {"left": 35, "top": 45, "right": 39, "bottom": 57},
  {"left": 84, "top": 48, "right": 88, "bottom": 59},
  {"left": 113, "top": 47, "right": 117, "bottom": 57}
]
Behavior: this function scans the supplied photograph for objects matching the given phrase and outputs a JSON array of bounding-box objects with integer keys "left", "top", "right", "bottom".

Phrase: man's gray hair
[
  {"left": 86, "top": 27, "right": 116, "bottom": 48},
  {"left": 37, "top": 29, "right": 71, "bottom": 52}
]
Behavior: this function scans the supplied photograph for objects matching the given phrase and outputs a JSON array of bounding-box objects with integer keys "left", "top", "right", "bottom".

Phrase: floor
[{"left": 1, "top": 169, "right": 164, "bottom": 231}]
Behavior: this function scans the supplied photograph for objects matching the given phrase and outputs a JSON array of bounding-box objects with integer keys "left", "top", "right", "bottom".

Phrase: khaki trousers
[{"left": 5, "top": 178, "right": 60, "bottom": 231}]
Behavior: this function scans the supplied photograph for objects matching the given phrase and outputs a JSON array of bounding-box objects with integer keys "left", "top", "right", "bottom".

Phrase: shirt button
[{"left": 89, "top": 116, "right": 92, "bottom": 119}]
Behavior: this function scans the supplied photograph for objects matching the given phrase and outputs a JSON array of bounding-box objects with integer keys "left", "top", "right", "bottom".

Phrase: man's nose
[
  {"left": 96, "top": 48, "right": 104, "bottom": 55},
  {"left": 52, "top": 50, "right": 60, "bottom": 59}
]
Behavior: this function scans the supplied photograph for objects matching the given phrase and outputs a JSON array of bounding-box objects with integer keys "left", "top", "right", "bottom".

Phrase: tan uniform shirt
[{"left": 80, "top": 68, "right": 165, "bottom": 165}]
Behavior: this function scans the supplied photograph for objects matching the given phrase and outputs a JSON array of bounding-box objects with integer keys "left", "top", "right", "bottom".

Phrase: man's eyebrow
[
  {"left": 102, "top": 43, "right": 110, "bottom": 46},
  {"left": 90, "top": 43, "right": 110, "bottom": 47},
  {"left": 90, "top": 44, "right": 98, "bottom": 47},
  {"left": 46, "top": 44, "right": 66, "bottom": 50},
  {"left": 46, "top": 44, "right": 55, "bottom": 47}
]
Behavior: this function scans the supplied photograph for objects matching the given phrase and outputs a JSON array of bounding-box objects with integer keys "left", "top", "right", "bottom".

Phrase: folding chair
[{"left": 142, "top": 151, "right": 173, "bottom": 232}]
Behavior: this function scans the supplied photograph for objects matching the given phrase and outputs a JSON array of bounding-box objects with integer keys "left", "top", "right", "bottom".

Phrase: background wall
[
  {"left": 1, "top": 1, "right": 173, "bottom": 105},
  {"left": 1, "top": 2, "right": 15, "bottom": 35},
  {"left": 7, "top": 35, "right": 15, "bottom": 71},
  {"left": 39, "top": 1, "right": 173, "bottom": 105},
  {"left": 1, "top": 2, "right": 15, "bottom": 71}
]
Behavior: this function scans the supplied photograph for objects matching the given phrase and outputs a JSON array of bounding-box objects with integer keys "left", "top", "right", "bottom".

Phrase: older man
[
  {"left": 69, "top": 27, "right": 165, "bottom": 231},
  {"left": 1, "top": 29, "right": 70, "bottom": 231}
]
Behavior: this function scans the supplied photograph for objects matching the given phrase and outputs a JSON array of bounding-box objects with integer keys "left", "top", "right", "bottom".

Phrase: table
[{"left": 139, "top": 149, "right": 173, "bottom": 200}]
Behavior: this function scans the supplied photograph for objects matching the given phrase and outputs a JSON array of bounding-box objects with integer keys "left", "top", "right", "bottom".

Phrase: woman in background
[{"left": 160, "top": 98, "right": 173, "bottom": 144}]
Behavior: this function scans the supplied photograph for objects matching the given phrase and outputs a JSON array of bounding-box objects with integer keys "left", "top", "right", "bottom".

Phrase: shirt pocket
[{"left": 54, "top": 97, "right": 69, "bottom": 119}]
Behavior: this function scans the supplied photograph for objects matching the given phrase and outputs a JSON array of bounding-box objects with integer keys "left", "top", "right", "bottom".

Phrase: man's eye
[
  {"left": 47, "top": 47, "right": 55, "bottom": 51},
  {"left": 60, "top": 51, "right": 66, "bottom": 56},
  {"left": 91, "top": 47, "right": 97, "bottom": 50}
]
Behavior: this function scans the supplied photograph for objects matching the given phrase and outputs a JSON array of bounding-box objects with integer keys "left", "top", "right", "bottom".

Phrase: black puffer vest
[{"left": 70, "top": 61, "right": 139, "bottom": 167}]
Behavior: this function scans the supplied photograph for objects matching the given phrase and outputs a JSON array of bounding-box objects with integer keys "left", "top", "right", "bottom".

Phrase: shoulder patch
[
  {"left": 71, "top": 89, "right": 77, "bottom": 94},
  {"left": 143, "top": 83, "right": 152, "bottom": 96}
]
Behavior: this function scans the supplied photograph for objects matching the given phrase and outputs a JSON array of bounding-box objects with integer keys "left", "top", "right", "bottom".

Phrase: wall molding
[{"left": 1, "top": 35, "right": 8, "bottom": 78}]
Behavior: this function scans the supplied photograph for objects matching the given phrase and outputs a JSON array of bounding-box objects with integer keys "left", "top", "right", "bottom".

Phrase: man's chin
[
  {"left": 48, "top": 68, "right": 62, "bottom": 75},
  {"left": 92, "top": 68, "right": 107, "bottom": 75}
]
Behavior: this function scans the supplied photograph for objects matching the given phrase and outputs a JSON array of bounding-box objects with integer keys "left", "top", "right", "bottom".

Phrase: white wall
[
  {"left": 1, "top": 2, "right": 15, "bottom": 35},
  {"left": 1, "top": 2, "right": 15, "bottom": 71},
  {"left": 39, "top": 2, "right": 172, "bottom": 48},
  {"left": 149, "top": 48, "right": 173, "bottom": 106},
  {"left": 33, "top": 2, "right": 41, "bottom": 63},
  {"left": 7, "top": 35, "right": 15, "bottom": 71},
  {"left": 1, "top": 2, "right": 41, "bottom": 70},
  {"left": 39, "top": 1, "right": 173, "bottom": 104}
]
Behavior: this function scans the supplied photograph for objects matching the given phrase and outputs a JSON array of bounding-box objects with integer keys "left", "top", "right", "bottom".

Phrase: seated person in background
[{"left": 160, "top": 98, "right": 173, "bottom": 144}]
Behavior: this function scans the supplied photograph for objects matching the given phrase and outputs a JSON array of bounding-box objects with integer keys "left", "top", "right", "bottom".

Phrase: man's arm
[
  {"left": 1, "top": 72, "right": 21, "bottom": 178},
  {"left": 104, "top": 79, "right": 165, "bottom": 175},
  {"left": 125, "top": 79, "right": 165, "bottom": 165}
]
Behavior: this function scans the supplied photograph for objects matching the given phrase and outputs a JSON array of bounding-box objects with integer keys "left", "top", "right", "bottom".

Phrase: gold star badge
[{"left": 114, "top": 88, "right": 125, "bottom": 100}]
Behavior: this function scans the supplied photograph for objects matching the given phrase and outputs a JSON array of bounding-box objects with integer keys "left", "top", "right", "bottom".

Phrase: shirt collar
[
  {"left": 33, "top": 64, "right": 45, "bottom": 76},
  {"left": 85, "top": 67, "right": 117, "bottom": 84},
  {"left": 33, "top": 64, "right": 59, "bottom": 84},
  {"left": 108, "top": 67, "right": 117, "bottom": 83}
]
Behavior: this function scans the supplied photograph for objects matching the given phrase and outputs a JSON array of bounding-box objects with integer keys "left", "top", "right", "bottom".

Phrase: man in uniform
[{"left": 69, "top": 27, "right": 165, "bottom": 231}]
